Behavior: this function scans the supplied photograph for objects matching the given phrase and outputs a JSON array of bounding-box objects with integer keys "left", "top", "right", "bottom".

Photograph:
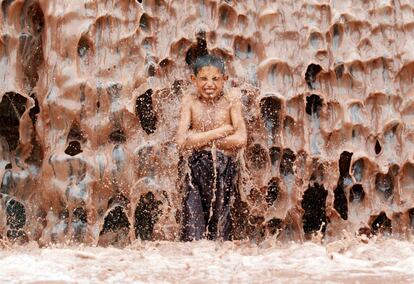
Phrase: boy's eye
[{"left": 213, "top": 77, "right": 219, "bottom": 81}]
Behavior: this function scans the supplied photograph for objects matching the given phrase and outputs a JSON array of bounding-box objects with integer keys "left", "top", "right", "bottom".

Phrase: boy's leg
[
  {"left": 181, "top": 150, "right": 214, "bottom": 241},
  {"left": 207, "top": 152, "right": 237, "bottom": 240}
]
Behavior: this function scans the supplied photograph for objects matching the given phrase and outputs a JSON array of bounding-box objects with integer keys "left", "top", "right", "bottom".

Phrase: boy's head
[
  {"left": 192, "top": 54, "right": 225, "bottom": 75},
  {"left": 191, "top": 54, "right": 228, "bottom": 101}
]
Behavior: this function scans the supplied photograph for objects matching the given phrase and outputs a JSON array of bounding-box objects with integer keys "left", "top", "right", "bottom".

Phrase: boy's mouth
[{"left": 203, "top": 88, "right": 216, "bottom": 95}]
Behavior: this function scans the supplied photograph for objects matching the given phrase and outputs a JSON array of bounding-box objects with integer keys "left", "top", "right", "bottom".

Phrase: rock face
[{"left": 0, "top": 0, "right": 414, "bottom": 245}]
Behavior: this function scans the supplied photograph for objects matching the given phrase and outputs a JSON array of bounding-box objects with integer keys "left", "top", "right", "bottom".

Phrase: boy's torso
[
  {"left": 190, "top": 93, "right": 232, "bottom": 131},
  {"left": 189, "top": 91, "right": 236, "bottom": 154}
]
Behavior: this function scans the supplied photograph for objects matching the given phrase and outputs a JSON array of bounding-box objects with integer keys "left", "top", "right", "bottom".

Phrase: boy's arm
[
  {"left": 185, "top": 125, "right": 234, "bottom": 149},
  {"left": 216, "top": 93, "right": 247, "bottom": 150},
  {"left": 175, "top": 94, "right": 192, "bottom": 150},
  {"left": 176, "top": 95, "right": 234, "bottom": 150}
]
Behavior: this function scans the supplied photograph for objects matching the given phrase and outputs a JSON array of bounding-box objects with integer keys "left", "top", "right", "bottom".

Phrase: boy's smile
[{"left": 191, "top": 66, "right": 228, "bottom": 102}]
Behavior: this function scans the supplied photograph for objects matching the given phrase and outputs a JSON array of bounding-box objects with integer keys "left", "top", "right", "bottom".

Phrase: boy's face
[{"left": 191, "top": 66, "right": 228, "bottom": 101}]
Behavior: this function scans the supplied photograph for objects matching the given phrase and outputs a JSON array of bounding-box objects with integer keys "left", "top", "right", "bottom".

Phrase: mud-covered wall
[{"left": 0, "top": 0, "right": 414, "bottom": 245}]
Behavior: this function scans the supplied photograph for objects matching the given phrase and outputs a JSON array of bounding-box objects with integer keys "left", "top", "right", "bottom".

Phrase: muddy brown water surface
[{"left": 1, "top": 238, "right": 414, "bottom": 283}]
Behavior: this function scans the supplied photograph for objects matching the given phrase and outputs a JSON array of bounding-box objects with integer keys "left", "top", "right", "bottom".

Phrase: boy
[{"left": 176, "top": 54, "right": 247, "bottom": 241}]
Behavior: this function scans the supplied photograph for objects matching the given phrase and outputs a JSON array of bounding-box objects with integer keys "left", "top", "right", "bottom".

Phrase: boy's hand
[
  {"left": 180, "top": 124, "right": 234, "bottom": 150},
  {"left": 216, "top": 124, "right": 234, "bottom": 138},
  {"left": 205, "top": 124, "right": 234, "bottom": 148}
]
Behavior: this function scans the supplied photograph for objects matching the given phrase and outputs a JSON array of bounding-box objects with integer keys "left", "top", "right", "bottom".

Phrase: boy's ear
[
  {"left": 191, "top": 74, "right": 196, "bottom": 82},
  {"left": 223, "top": 74, "right": 229, "bottom": 81}
]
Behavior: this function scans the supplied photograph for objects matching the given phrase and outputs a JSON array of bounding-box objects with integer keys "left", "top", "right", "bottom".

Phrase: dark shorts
[{"left": 181, "top": 150, "right": 237, "bottom": 241}]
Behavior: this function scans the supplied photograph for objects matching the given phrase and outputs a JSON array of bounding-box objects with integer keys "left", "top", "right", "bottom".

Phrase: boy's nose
[{"left": 206, "top": 79, "right": 215, "bottom": 86}]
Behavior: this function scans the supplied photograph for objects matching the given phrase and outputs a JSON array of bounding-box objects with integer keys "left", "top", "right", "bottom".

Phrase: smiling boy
[{"left": 176, "top": 54, "right": 247, "bottom": 241}]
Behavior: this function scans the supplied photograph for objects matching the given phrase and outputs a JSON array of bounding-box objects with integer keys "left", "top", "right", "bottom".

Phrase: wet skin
[{"left": 176, "top": 66, "right": 247, "bottom": 155}]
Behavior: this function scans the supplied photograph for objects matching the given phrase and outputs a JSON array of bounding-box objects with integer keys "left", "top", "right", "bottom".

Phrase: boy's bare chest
[{"left": 191, "top": 99, "right": 232, "bottom": 131}]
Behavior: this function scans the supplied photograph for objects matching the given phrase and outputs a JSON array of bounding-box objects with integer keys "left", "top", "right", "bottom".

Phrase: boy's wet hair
[{"left": 193, "top": 54, "right": 225, "bottom": 75}]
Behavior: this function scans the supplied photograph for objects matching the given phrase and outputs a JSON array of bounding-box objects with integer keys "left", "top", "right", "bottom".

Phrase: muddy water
[
  {"left": 1, "top": 238, "right": 414, "bottom": 283},
  {"left": 1, "top": 0, "right": 414, "bottom": 246}
]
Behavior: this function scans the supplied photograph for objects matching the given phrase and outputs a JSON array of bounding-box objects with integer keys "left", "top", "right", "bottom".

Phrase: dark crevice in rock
[
  {"left": 370, "top": 212, "right": 392, "bottom": 235},
  {"left": 301, "top": 183, "right": 328, "bottom": 235},
  {"left": 1, "top": 0, "right": 14, "bottom": 16},
  {"left": 334, "top": 63, "right": 344, "bottom": 79},
  {"left": 136, "top": 89, "right": 157, "bottom": 134},
  {"left": 109, "top": 128, "right": 126, "bottom": 144},
  {"left": 0, "top": 92, "right": 27, "bottom": 151},
  {"left": 139, "top": 13, "right": 152, "bottom": 32},
  {"left": 185, "top": 32, "right": 208, "bottom": 67},
  {"left": 6, "top": 199, "right": 28, "bottom": 242},
  {"left": 408, "top": 208, "right": 414, "bottom": 230},
  {"left": 67, "top": 122, "right": 85, "bottom": 142},
  {"left": 350, "top": 184, "right": 365, "bottom": 203},
  {"left": 99, "top": 205, "right": 130, "bottom": 244},
  {"left": 332, "top": 24, "right": 341, "bottom": 44},
  {"left": 147, "top": 62, "right": 156, "bottom": 77},
  {"left": 375, "top": 139, "right": 382, "bottom": 155},
  {"left": 134, "top": 192, "right": 162, "bottom": 240},
  {"left": 65, "top": 122, "right": 85, "bottom": 156},
  {"left": 65, "top": 122, "right": 84, "bottom": 156},
  {"left": 375, "top": 172, "right": 393, "bottom": 199},
  {"left": 305, "top": 94, "right": 323, "bottom": 116},
  {"left": 260, "top": 96, "right": 282, "bottom": 136},
  {"left": 159, "top": 58, "right": 172, "bottom": 69},
  {"left": 246, "top": 144, "right": 268, "bottom": 170},
  {"left": 266, "top": 177, "right": 280, "bottom": 206},
  {"left": 333, "top": 183, "right": 348, "bottom": 220},
  {"left": 73, "top": 207, "right": 87, "bottom": 223},
  {"left": 339, "top": 151, "right": 353, "bottom": 177},
  {"left": 65, "top": 141, "right": 82, "bottom": 156},
  {"left": 77, "top": 35, "right": 92, "bottom": 58},
  {"left": 389, "top": 164, "right": 400, "bottom": 177},
  {"left": 267, "top": 218, "right": 283, "bottom": 235},
  {"left": 333, "top": 151, "right": 353, "bottom": 220},
  {"left": 72, "top": 207, "right": 87, "bottom": 241},
  {"left": 305, "top": 63, "right": 322, "bottom": 89},
  {"left": 6, "top": 199, "right": 26, "bottom": 229},
  {"left": 19, "top": 0, "right": 44, "bottom": 88},
  {"left": 269, "top": 146, "right": 281, "bottom": 166},
  {"left": 280, "top": 148, "right": 296, "bottom": 176},
  {"left": 234, "top": 36, "right": 254, "bottom": 60},
  {"left": 7, "top": 228, "right": 28, "bottom": 243},
  {"left": 283, "top": 116, "right": 295, "bottom": 135}
]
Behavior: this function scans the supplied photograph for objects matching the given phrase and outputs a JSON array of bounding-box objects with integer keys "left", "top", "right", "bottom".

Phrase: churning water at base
[{"left": 1, "top": 237, "right": 414, "bottom": 283}]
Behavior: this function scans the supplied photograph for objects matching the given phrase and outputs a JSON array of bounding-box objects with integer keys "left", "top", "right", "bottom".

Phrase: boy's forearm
[
  {"left": 183, "top": 126, "right": 233, "bottom": 150},
  {"left": 215, "top": 132, "right": 247, "bottom": 150}
]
